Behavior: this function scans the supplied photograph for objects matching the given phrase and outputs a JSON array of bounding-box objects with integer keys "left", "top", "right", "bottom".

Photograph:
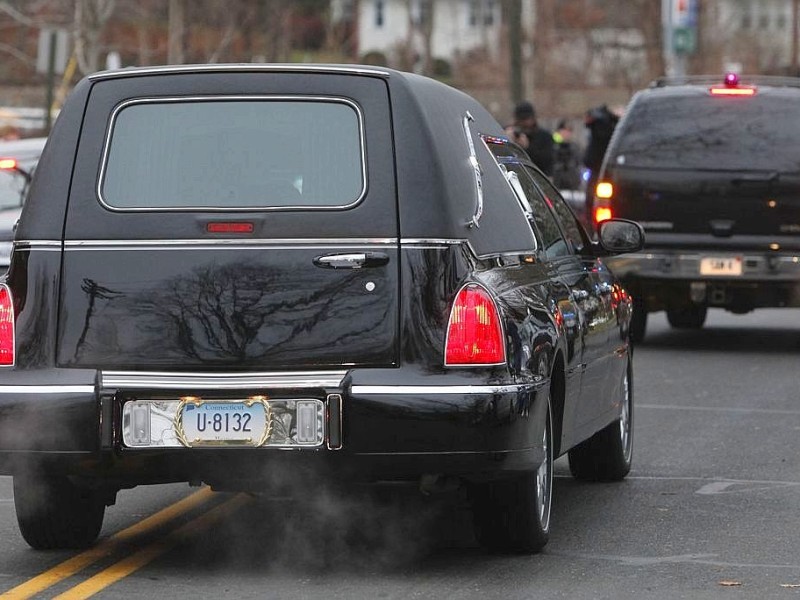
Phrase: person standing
[
  {"left": 506, "top": 101, "right": 555, "bottom": 177},
  {"left": 551, "top": 120, "right": 581, "bottom": 191},
  {"left": 583, "top": 104, "right": 619, "bottom": 226}
]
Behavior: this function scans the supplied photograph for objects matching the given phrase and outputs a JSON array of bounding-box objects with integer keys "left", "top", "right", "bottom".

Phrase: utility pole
[
  {"left": 508, "top": 0, "right": 523, "bottom": 105},
  {"left": 793, "top": 0, "right": 799, "bottom": 74}
]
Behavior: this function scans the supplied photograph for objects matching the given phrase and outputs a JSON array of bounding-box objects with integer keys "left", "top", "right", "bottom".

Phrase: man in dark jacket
[
  {"left": 506, "top": 101, "right": 555, "bottom": 177},
  {"left": 583, "top": 104, "right": 619, "bottom": 225}
]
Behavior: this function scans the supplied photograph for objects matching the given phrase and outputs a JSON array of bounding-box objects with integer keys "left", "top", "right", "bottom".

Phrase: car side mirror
[{"left": 597, "top": 219, "right": 645, "bottom": 254}]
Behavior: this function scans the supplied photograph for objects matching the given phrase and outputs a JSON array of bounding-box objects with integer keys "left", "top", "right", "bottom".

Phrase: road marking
[
  {"left": 0, "top": 487, "right": 215, "bottom": 600},
  {"left": 53, "top": 493, "right": 251, "bottom": 600},
  {"left": 638, "top": 403, "right": 800, "bottom": 416},
  {"left": 550, "top": 552, "right": 800, "bottom": 570}
]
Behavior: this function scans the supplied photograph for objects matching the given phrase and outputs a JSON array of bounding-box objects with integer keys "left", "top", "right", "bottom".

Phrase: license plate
[
  {"left": 699, "top": 256, "right": 742, "bottom": 276},
  {"left": 177, "top": 398, "right": 271, "bottom": 447}
]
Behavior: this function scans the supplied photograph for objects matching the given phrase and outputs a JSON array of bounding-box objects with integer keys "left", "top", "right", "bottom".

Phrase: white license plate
[
  {"left": 699, "top": 257, "right": 742, "bottom": 276},
  {"left": 179, "top": 399, "right": 270, "bottom": 446}
]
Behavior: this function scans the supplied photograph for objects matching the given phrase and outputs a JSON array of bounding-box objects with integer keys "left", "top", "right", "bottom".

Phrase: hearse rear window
[{"left": 100, "top": 98, "right": 365, "bottom": 210}]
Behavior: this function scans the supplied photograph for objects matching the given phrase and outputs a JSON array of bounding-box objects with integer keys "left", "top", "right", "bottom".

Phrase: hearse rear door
[{"left": 57, "top": 71, "right": 400, "bottom": 371}]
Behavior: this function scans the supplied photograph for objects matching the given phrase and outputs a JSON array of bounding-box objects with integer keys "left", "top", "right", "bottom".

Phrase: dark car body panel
[{"left": 0, "top": 65, "right": 631, "bottom": 493}]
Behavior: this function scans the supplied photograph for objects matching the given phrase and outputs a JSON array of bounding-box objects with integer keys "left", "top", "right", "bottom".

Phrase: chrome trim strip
[
  {"left": 63, "top": 238, "right": 397, "bottom": 248},
  {"left": 401, "top": 238, "right": 466, "bottom": 246},
  {"left": 97, "top": 95, "right": 368, "bottom": 213},
  {"left": 462, "top": 111, "right": 484, "bottom": 229},
  {"left": 89, "top": 64, "right": 391, "bottom": 81},
  {"left": 13, "top": 240, "right": 61, "bottom": 249},
  {"left": 351, "top": 382, "right": 544, "bottom": 395},
  {"left": 0, "top": 385, "right": 94, "bottom": 394},
  {"left": 102, "top": 370, "right": 348, "bottom": 390}
]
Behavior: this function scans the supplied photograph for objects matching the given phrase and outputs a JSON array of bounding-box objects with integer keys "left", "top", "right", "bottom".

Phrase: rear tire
[
  {"left": 666, "top": 304, "right": 707, "bottom": 329},
  {"left": 472, "top": 402, "right": 553, "bottom": 553},
  {"left": 14, "top": 474, "right": 106, "bottom": 550},
  {"left": 568, "top": 356, "right": 633, "bottom": 481}
]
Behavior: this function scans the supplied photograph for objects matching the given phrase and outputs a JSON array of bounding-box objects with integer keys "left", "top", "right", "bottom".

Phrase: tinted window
[
  {"left": 526, "top": 167, "right": 589, "bottom": 253},
  {"left": 101, "top": 99, "right": 364, "bottom": 210},
  {"left": 612, "top": 91, "right": 800, "bottom": 172}
]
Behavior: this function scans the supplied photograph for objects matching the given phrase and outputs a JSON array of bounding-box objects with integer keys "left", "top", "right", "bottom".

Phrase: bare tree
[{"left": 74, "top": 0, "right": 116, "bottom": 74}]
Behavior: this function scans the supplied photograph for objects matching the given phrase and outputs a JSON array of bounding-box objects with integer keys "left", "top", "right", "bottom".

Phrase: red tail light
[
  {"left": 0, "top": 284, "right": 15, "bottom": 366},
  {"left": 594, "top": 206, "right": 613, "bottom": 223},
  {"left": 0, "top": 158, "right": 18, "bottom": 171},
  {"left": 445, "top": 283, "right": 506, "bottom": 366}
]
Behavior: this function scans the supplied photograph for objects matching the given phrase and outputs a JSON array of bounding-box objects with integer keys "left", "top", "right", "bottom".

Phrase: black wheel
[
  {"left": 629, "top": 293, "right": 647, "bottom": 344},
  {"left": 14, "top": 474, "right": 106, "bottom": 550},
  {"left": 666, "top": 304, "right": 707, "bottom": 329},
  {"left": 472, "top": 401, "right": 553, "bottom": 554},
  {"left": 568, "top": 356, "right": 633, "bottom": 481}
]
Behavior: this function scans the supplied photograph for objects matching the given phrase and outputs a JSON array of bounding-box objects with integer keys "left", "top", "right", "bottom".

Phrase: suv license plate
[{"left": 700, "top": 257, "right": 742, "bottom": 276}]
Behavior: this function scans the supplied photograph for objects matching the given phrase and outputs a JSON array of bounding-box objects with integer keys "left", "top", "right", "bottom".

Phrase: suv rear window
[
  {"left": 611, "top": 90, "right": 800, "bottom": 172},
  {"left": 100, "top": 98, "right": 365, "bottom": 210}
]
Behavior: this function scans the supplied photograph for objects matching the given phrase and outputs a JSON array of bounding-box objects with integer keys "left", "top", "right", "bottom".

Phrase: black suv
[{"left": 595, "top": 74, "right": 800, "bottom": 341}]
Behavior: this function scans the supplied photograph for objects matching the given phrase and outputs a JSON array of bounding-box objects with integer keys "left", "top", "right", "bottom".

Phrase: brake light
[
  {"left": 0, "top": 158, "right": 18, "bottom": 170},
  {"left": 0, "top": 284, "right": 15, "bottom": 366},
  {"left": 445, "top": 283, "right": 505, "bottom": 366},
  {"left": 710, "top": 87, "right": 756, "bottom": 96},
  {"left": 206, "top": 222, "right": 254, "bottom": 233},
  {"left": 710, "top": 72, "right": 756, "bottom": 96},
  {"left": 595, "top": 207, "right": 613, "bottom": 223},
  {"left": 596, "top": 182, "right": 613, "bottom": 199}
]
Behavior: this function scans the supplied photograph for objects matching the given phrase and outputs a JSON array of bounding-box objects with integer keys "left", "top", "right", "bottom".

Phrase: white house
[{"left": 331, "top": 0, "right": 512, "bottom": 69}]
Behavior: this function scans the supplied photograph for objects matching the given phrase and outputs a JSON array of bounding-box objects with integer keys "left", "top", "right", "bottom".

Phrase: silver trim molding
[
  {"left": 351, "top": 382, "right": 545, "bottom": 395},
  {"left": 89, "top": 64, "right": 391, "bottom": 81},
  {"left": 102, "top": 370, "right": 348, "bottom": 390},
  {"left": 0, "top": 385, "right": 95, "bottom": 394},
  {"left": 62, "top": 238, "right": 398, "bottom": 249}
]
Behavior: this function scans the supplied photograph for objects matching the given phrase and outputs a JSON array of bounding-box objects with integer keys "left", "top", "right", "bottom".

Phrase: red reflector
[
  {"left": 445, "top": 284, "right": 506, "bottom": 366},
  {"left": 206, "top": 222, "right": 254, "bottom": 234},
  {"left": 595, "top": 207, "right": 613, "bottom": 223},
  {"left": 0, "top": 284, "right": 15, "bottom": 366},
  {"left": 0, "top": 158, "right": 18, "bottom": 170},
  {"left": 710, "top": 86, "right": 756, "bottom": 96}
]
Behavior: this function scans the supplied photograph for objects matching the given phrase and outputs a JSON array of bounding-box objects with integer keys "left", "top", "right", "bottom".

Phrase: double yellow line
[{"left": 2, "top": 487, "right": 251, "bottom": 600}]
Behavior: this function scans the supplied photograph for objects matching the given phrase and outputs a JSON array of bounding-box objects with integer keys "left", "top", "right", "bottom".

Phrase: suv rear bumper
[
  {"left": 607, "top": 251, "right": 800, "bottom": 311},
  {"left": 0, "top": 368, "right": 549, "bottom": 486}
]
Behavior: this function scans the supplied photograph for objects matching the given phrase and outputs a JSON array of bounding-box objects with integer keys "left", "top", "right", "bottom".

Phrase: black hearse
[{"left": 0, "top": 64, "right": 643, "bottom": 553}]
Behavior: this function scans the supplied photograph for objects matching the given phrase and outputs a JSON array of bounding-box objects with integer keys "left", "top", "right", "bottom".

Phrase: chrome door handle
[{"left": 313, "top": 252, "right": 389, "bottom": 269}]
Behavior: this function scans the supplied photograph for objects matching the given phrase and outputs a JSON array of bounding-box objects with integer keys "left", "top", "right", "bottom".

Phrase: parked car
[
  {"left": 593, "top": 73, "right": 800, "bottom": 342},
  {"left": 0, "top": 64, "right": 643, "bottom": 553},
  {"left": 0, "top": 137, "right": 46, "bottom": 271}
]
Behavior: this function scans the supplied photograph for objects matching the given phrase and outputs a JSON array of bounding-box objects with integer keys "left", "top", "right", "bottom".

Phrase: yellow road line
[
  {"left": 0, "top": 487, "right": 215, "bottom": 600},
  {"left": 54, "top": 493, "right": 252, "bottom": 600}
]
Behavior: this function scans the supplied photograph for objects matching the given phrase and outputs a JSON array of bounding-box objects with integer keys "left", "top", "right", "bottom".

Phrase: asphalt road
[{"left": 2, "top": 308, "right": 800, "bottom": 599}]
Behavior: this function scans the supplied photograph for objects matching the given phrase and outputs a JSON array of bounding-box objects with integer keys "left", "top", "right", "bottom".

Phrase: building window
[
  {"left": 777, "top": 12, "right": 787, "bottom": 30},
  {"left": 484, "top": 0, "right": 496, "bottom": 26},
  {"left": 468, "top": 0, "right": 478, "bottom": 27},
  {"left": 759, "top": 13, "right": 770, "bottom": 29},
  {"left": 375, "top": 0, "right": 384, "bottom": 27},
  {"left": 741, "top": 9, "right": 751, "bottom": 29}
]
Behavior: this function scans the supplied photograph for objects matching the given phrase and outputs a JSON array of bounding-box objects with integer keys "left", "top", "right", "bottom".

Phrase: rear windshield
[
  {"left": 611, "top": 90, "right": 800, "bottom": 172},
  {"left": 100, "top": 98, "right": 365, "bottom": 210}
]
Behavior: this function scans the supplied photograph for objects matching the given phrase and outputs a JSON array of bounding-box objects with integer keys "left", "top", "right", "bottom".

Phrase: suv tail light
[
  {"left": 594, "top": 181, "right": 614, "bottom": 224},
  {"left": 594, "top": 206, "right": 613, "bottom": 223},
  {"left": 0, "top": 284, "right": 15, "bottom": 366},
  {"left": 445, "top": 283, "right": 506, "bottom": 366}
]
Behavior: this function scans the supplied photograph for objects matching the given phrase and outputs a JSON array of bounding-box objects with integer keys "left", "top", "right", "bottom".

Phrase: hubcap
[
  {"left": 619, "top": 368, "right": 633, "bottom": 463},
  {"left": 535, "top": 409, "right": 552, "bottom": 531}
]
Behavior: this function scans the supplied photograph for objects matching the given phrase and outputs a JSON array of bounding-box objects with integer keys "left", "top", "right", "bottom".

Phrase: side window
[
  {"left": 504, "top": 163, "right": 569, "bottom": 259},
  {"left": 526, "top": 167, "right": 590, "bottom": 254}
]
